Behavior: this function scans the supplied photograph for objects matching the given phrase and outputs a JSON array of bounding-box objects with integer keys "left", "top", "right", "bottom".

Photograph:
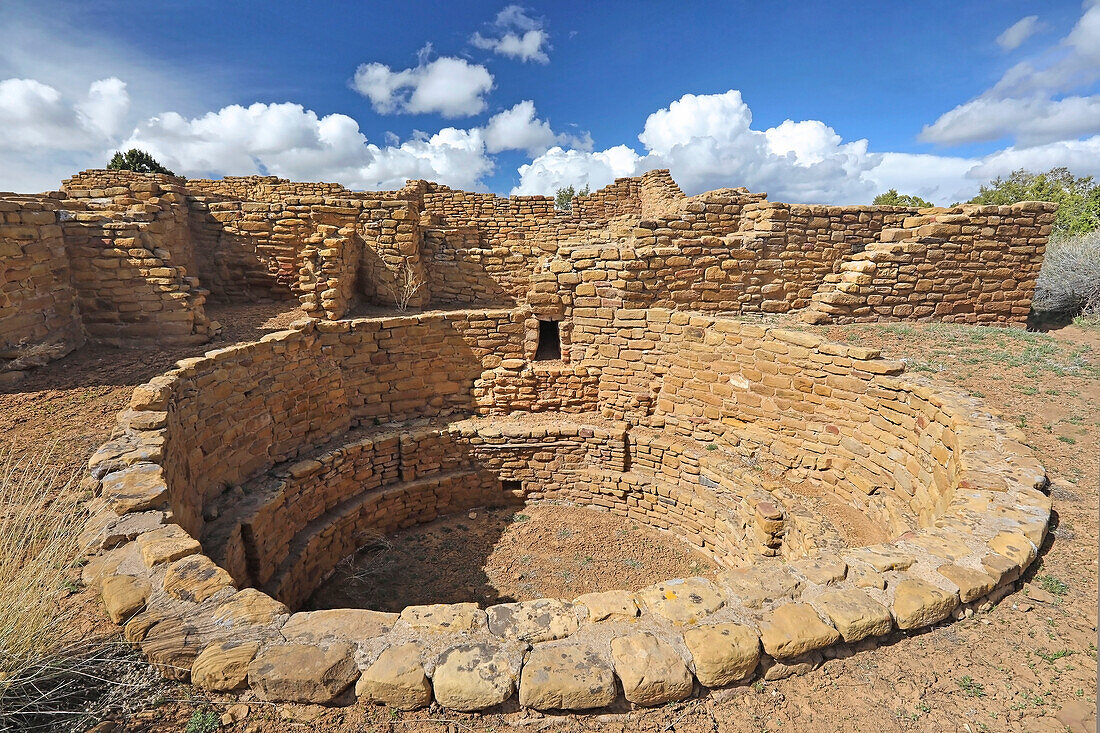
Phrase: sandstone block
[
  {"left": 518, "top": 644, "right": 616, "bottom": 710},
  {"left": 574, "top": 590, "right": 639, "bottom": 621},
  {"left": 192, "top": 641, "right": 261, "bottom": 691},
  {"left": 937, "top": 564, "right": 996, "bottom": 603},
  {"left": 759, "top": 603, "right": 841, "bottom": 658},
  {"left": 163, "top": 554, "right": 234, "bottom": 603},
  {"left": 282, "top": 609, "right": 398, "bottom": 643},
  {"left": 813, "top": 589, "right": 893, "bottom": 642},
  {"left": 791, "top": 555, "right": 848, "bottom": 586},
  {"left": 892, "top": 579, "right": 958, "bottom": 629},
  {"left": 432, "top": 642, "right": 516, "bottom": 711},
  {"left": 100, "top": 463, "right": 168, "bottom": 514},
  {"left": 637, "top": 577, "right": 724, "bottom": 623},
  {"left": 355, "top": 643, "right": 431, "bottom": 710},
  {"left": 100, "top": 574, "right": 150, "bottom": 623},
  {"left": 140, "top": 617, "right": 213, "bottom": 681},
  {"left": 212, "top": 588, "right": 290, "bottom": 628},
  {"left": 136, "top": 524, "right": 200, "bottom": 567},
  {"left": 399, "top": 602, "right": 486, "bottom": 633},
  {"left": 248, "top": 643, "right": 358, "bottom": 704},
  {"left": 682, "top": 623, "right": 760, "bottom": 687},
  {"left": 611, "top": 633, "right": 693, "bottom": 706},
  {"left": 487, "top": 598, "right": 579, "bottom": 643},
  {"left": 987, "top": 531, "right": 1037, "bottom": 570}
]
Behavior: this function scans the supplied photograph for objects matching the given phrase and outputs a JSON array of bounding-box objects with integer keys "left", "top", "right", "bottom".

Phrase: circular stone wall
[{"left": 81, "top": 308, "right": 1051, "bottom": 710}]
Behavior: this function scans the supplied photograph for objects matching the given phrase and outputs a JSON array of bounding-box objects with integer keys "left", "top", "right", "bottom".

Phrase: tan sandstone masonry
[
  {"left": 1, "top": 174, "right": 216, "bottom": 380},
  {"left": 801, "top": 201, "right": 1059, "bottom": 323},
  {"left": 81, "top": 308, "right": 1050, "bottom": 710},
  {"left": 1, "top": 168, "right": 1056, "bottom": 379},
  {"left": 0, "top": 192, "right": 85, "bottom": 378}
]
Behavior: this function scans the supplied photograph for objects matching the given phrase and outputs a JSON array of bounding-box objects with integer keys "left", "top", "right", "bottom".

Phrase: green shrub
[
  {"left": 968, "top": 168, "right": 1099, "bottom": 236},
  {"left": 185, "top": 708, "right": 221, "bottom": 733},
  {"left": 873, "top": 189, "right": 934, "bottom": 208},
  {"left": 106, "top": 148, "right": 175, "bottom": 176}
]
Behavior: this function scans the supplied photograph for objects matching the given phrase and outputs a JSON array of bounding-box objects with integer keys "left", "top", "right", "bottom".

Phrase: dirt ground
[
  {"left": 308, "top": 503, "right": 717, "bottom": 611},
  {"left": 2, "top": 306, "right": 1096, "bottom": 733}
]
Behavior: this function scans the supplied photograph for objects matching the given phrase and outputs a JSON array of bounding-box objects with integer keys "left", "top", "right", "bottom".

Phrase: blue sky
[{"left": 1, "top": 1, "right": 1098, "bottom": 204}]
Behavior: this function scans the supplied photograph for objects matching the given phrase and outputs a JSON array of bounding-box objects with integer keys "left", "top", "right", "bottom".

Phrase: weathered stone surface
[
  {"left": 759, "top": 603, "right": 841, "bottom": 659},
  {"left": 355, "top": 643, "right": 431, "bottom": 711},
  {"left": 212, "top": 588, "right": 290, "bottom": 628},
  {"left": 141, "top": 617, "right": 215, "bottom": 681},
  {"left": 82, "top": 510, "right": 165, "bottom": 551},
  {"left": 487, "top": 598, "right": 579, "bottom": 643},
  {"left": 162, "top": 554, "right": 234, "bottom": 603},
  {"left": 610, "top": 633, "right": 693, "bottom": 706},
  {"left": 637, "top": 577, "right": 724, "bottom": 623},
  {"left": 100, "top": 463, "right": 168, "bottom": 514},
  {"left": 791, "top": 556, "right": 847, "bottom": 586},
  {"left": 136, "top": 524, "right": 200, "bottom": 567},
  {"left": 432, "top": 642, "right": 516, "bottom": 711},
  {"left": 682, "top": 623, "right": 760, "bottom": 687},
  {"left": 399, "top": 603, "right": 486, "bottom": 633},
  {"left": 987, "top": 532, "right": 1037, "bottom": 570},
  {"left": 847, "top": 546, "right": 914, "bottom": 573},
  {"left": 813, "top": 589, "right": 893, "bottom": 642},
  {"left": 892, "top": 579, "right": 958, "bottom": 629},
  {"left": 192, "top": 641, "right": 260, "bottom": 691},
  {"left": 981, "top": 551, "right": 1021, "bottom": 585},
  {"left": 725, "top": 566, "right": 803, "bottom": 608},
  {"left": 937, "top": 564, "right": 996, "bottom": 603},
  {"left": 574, "top": 590, "right": 639, "bottom": 621},
  {"left": 518, "top": 644, "right": 616, "bottom": 710},
  {"left": 248, "top": 643, "right": 358, "bottom": 704},
  {"left": 100, "top": 574, "right": 150, "bottom": 623},
  {"left": 282, "top": 609, "right": 398, "bottom": 643},
  {"left": 761, "top": 651, "right": 822, "bottom": 681},
  {"left": 846, "top": 562, "right": 886, "bottom": 590}
]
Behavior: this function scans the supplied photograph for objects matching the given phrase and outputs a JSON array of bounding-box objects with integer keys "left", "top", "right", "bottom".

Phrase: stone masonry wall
[
  {"left": 82, "top": 306, "right": 1051, "bottom": 711},
  {"left": 1, "top": 169, "right": 1054, "bottom": 371},
  {"left": 0, "top": 193, "right": 84, "bottom": 377},
  {"left": 59, "top": 174, "right": 214, "bottom": 346},
  {"left": 803, "top": 202, "right": 1059, "bottom": 323}
]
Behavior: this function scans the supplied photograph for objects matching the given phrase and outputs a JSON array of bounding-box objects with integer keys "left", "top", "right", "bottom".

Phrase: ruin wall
[{"left": 0, "top": 193, "right": 84, "bottom": 372}]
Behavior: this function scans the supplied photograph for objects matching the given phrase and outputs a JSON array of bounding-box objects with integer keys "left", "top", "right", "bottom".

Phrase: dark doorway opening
[
  {"left": 535, "top": 320, "right": 561, "bottom": 361},
  {"left": 502, "top": 479, "right": 522, "bottom": 493}
]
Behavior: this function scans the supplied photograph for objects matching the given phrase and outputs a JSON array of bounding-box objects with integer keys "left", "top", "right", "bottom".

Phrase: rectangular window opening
[
  {"left": 502, "top": 479, "right": 522, "bottom": 493},
  {"left": 535, "top": 319, "right": 561, "bottom": 361}
]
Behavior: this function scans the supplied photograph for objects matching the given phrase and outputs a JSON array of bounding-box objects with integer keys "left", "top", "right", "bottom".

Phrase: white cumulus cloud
[
  {"left": 0, "top": 76, "right": 128, "bottom": 150},
  {"left": 483, "top": 100, "right": 589, "bottom": 156},
  {"left": 924, "top": 2, "right": 1100, "bottom": 146},
  {"left": 919, "top": 95, "right": 1100, "bottom": 147},
  {"left": 997, "top": 15, "right": 1044, "bottom": 51},
  {"left": 122, "top": 102, "right": 495, "bottom": 191},
  {"left": 352, "top": 54, "right": 494, "bottom": 118},
  {"left": 514, "top": 90, "right": 883, "bottom": 204},
  {"left": 470, "top": 5, "right": 550, "bottom": 63}
]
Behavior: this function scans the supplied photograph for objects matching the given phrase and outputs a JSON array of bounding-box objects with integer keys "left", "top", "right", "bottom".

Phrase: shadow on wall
[
  {"left": 302, "top": 493, "right": 525, "bottom": 612},
  {"left": 187, "top": 196, "right": 300, "bottom": 304},
  {"left": 0, "top": 302, "right": 304, "bottom": 394}
]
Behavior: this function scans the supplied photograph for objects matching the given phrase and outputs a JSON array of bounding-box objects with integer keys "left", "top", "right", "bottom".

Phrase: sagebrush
[{"left": 1033, "top": 230, "right": 1100, "bottom": 317}]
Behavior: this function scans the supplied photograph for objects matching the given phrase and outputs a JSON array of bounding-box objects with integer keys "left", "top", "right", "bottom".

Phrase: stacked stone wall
[
  {"left": 59, "top": 177, "right": 213, "bottom": 346},
  {"left": 803, "top": 203, "right": 1059, "bottom": 323},
  {"left": 0, "top": 193, "right": 84, "bottom": 376}
]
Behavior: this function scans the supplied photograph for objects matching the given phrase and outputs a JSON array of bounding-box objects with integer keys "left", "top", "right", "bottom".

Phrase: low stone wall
[
  {"left": 803, "top": 202, "right": 1059, "bottom": 323},
  {"left": 80, "top": 309, "right": 1050, "bottom": 711}
]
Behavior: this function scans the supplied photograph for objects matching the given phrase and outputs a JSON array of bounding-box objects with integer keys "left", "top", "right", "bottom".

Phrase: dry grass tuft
[{"left": 0, "top": 445, "right": 106, "bottom": 731}]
